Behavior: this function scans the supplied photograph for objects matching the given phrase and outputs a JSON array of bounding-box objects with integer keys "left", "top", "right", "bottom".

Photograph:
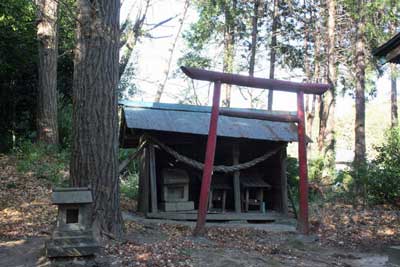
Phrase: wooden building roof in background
[
  {"left": 373, "top": 32, "right": 400, "bottom": 64},
  {"left": 119, "top": 101, "right": 301, "bottom": 145}
]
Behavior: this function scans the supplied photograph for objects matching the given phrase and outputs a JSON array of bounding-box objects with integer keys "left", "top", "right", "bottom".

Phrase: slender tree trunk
[
  {"left": 119, "top": 0, "right": 150, "bottom": 78},
  {"left": 222, "top": 0, "right": 237, "bottom": 107},
  {"left": 390, "top": 64, "right": 398, "bottom": 128},
  {"left": 245, "top": 0, "right": 264, "bottom": 108},
  {"left": 249, "top": 0, "right": 262, "bottom": 77},
  {"left": 305, "top": 0, "right": 319, "bottom": 156},
  {"left": 36, "top": 0, "right": 59, "bottom": 144},
  {"left": 304, "top": 0, "right": 312, "bottom": 147},
  {"left": 267, "top": 0, "right": 278, "bottom": 111},
  {"left": 71, "top": 0, "right": 122, "bottom": 238},
  {"left": 318, "top": 0, "right": 336, "bottom": 167},
  {"left": 154, "top": 0, "right": 190, "bottom": 102},
  {"left": 354, "top": 0, "right": 366, "bottom": 168}
]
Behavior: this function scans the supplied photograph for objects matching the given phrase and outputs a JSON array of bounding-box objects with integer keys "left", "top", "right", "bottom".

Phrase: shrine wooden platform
[{"left": 146, "top": 210, "right": 284, "bottom": 221}]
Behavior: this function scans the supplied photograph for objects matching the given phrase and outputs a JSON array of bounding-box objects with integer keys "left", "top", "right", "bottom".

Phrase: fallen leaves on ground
[
  {"left": 106, "top": 220, "right": 355, "bottom": 267},
  {"left": 105, "top": 222, "right": 195, "bottom": 266},
  {"left": 1, "top": 153, "right": 399, "bottom": 266},
  {"left": 0, "top": 154, "right": 56, "bottom": 240},
  {"left": 311, "top": 203, "right": 400, "bottom": 249}
]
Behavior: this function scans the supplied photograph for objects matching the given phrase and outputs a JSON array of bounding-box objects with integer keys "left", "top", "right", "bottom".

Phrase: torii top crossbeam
[
  {"left": 181, "top": 66, "right": 330, "bottom": 236},
  {"left": 181, "top": 66, "right": 330, "bottom": 95}
]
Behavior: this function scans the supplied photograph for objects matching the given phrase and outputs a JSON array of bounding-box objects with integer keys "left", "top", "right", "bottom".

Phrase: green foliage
[
  {"left": 0, "top": 0, "right": 38, "bottom": 152},
  {"left": 183, "top": 0, "right": 223, "bottom": 51},
  {"left": 180, "top": 0, "right": 250, "bottom": 70},
  {"left": 58, "top": 99, "right": 73, "bottom": 149},
  {"left": 286, "top": 157, "right": 299, "bottom": 207},
  {"left": 118, "top": 61, "right": 140, "bottom": 100},
  {"left": 177, "top": 52, "right": 211, "bottom": 69},
  {"left": 0, "top": 0, "right": 75, "bottom": 152},
  {"left": 119, "top": 149, "right": 140, "bottom": 200},
  {"left": 287, "top": 156, "right": 338, "bottom": 205},
  {"left": 286, "top": 156, "right": 299, "bottom": 188},
  {"left": 331, "top": 127, "right": 400, "bottom": 206},
  {"left": 121, "top": 172, "right": 139, "bottom": 200},
  {"left": 13, "top": 140, "right": 69, "bottom": 186},
  {"left": 308, "top": 157, "right": 325, "bottom": 182},
  {"left": 366, "top": 127, "right": 400, "bottom": 205},
  {"left": 334, "top": 169, "right": 354, "bottom": 194}
]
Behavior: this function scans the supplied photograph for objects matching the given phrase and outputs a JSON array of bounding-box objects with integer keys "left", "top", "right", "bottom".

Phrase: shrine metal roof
[{"left": 119, "top": 100, "right": 302, "bottom": 144}]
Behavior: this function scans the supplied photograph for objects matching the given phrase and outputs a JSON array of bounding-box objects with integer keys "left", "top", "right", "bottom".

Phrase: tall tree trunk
[
  {"left": 390, "top": 64, "right": 398, "bottom": 128},
  {"left": 36, "top": 0, "right": 59, "bottom": 144},
  {"left": 222, "top": 0, "right": 237, "bottom": 107},
  {"left": 268, "top": 0, "right": 278, "bottom": 111},
  {"left": 71, "top": 0, "right": 122, "bottom": 238},
  {"left": 354, "top": 0, "right": 366, "bottom": 169},
  {"left": 154, "top": 0, "right": 190, "bottom": 102},
  {"left": 318, "top": 0, "right": 336, "bottom": 167}
]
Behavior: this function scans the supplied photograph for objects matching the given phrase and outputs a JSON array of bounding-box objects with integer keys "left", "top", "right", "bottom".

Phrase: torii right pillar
[{"left": 297, "top": 90, "right": 309, "bottom": 234}]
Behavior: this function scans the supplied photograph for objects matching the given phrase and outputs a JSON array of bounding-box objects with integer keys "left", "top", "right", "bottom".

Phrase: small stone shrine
[
  {"left": 46, "top": 187, "right": 99, "bottom": 258},
  {"left": 160, "top": 168, "right": 194, "bottom": 211}
]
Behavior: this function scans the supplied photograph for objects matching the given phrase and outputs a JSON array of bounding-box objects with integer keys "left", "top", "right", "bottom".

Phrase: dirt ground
[
  {"left": 103, "top": 213, "right": 393, "bottom": 267},
  {"left": 0, "top": 215, "right": 393, "bottom": 267},
  {"left": 0, "top": 154, "right": 399, "bottom": 267}
]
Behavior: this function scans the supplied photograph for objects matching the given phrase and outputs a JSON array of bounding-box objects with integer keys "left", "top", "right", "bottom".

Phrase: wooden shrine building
[
  {"left": 119, "top": 101, "right": 303, "bottom": 222},
  {"left": 373, "top": 32, "right": 400, "bottom": 64}
]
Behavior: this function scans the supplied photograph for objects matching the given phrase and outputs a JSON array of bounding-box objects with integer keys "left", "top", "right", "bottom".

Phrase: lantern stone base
[
  {"left": 48, "top": 257, "right": 96, "bottom": 267},
  {"left": 387, "top": 246, "right": 400, "bottom": 265},
  {"left": 46, "top": 231, "right": 99, "bottom": 258}
]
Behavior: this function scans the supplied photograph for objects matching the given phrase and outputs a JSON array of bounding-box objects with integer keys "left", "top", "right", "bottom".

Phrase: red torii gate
[{"left": 181, "top": 66, "right": 330, "bottom": 235}]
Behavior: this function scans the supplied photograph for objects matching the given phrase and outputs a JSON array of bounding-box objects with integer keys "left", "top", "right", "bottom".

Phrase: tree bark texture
[
  {"left": 71, "top": 0, "right": 122, "bottom": 238},
  {"left": 268, "top": 0, "right": 278, "bottom": 111},
  {"left": 36, "top": 0, "right": 59, "bottom": 144},
  {"left": 390, "top": 64, "right": 398, "bottom": 128},
  {"left": 222, "top": 0, "right": 237, "bottom": 107},
  {"left": 354, "top": 0, "right": 366, "bottom": 167},
  {"left": 318, "top": 0, "right": 336, "bottom": 166}
]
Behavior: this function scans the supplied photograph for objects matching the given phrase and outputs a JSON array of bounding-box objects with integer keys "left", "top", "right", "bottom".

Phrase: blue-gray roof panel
[{"left": 121, "top": 101, "right": 300, "bottom": 142}]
